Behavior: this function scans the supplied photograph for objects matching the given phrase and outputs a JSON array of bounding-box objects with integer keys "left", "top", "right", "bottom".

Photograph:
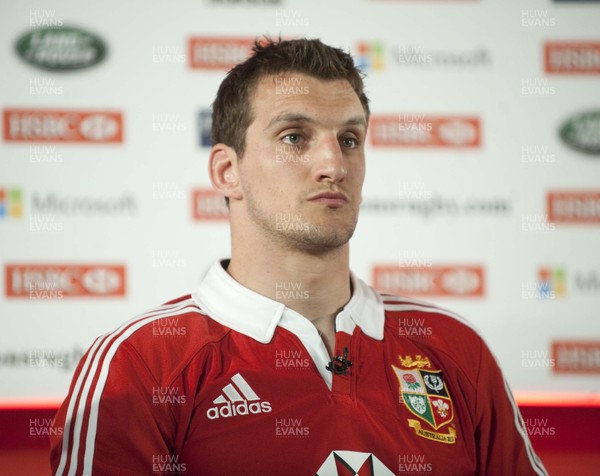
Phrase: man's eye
[
  {"left": 341, "top": 137, "right": 358, "bottom": 148},
  {"left": 282, "top": 134, "right": 302, "bottom": 145}
]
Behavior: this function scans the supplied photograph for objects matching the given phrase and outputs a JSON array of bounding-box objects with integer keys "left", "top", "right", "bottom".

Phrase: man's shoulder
[
  {"left": 108, "top": 293, "right": 231, "bottom": 379},
  {"left": 124, "top": 293, "right": 229, "bottom": 342},
  {"left": 377, "top": 292, "right": 488, "bottom": 385},
  {"left": 378, "top": 292, "right": 484, "bottom": 347}
]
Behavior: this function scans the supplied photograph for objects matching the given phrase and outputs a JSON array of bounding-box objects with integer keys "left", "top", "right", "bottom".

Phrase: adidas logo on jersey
[{"left": 207, "top": 372, "right": 272, "bottom": 420}]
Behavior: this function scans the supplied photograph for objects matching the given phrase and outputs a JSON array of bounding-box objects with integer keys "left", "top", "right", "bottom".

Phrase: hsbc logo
[
  {"left": 438, "top": 120, "right": 479, "bottom": 146},
  {"left": 5, "top": 264, "right": 126, "bottom": 298},
  {"left": 191, "top": 188, "right": 228, "bottom": 220},
  {"left": 547, "top": 191, "right": 600, "bottom": 224},
  {"left": 3, "top": 108, "right": 123, "bottom": 143},
  {"left": 372, "top": 265, "right": 485, "bottom": 297},
  {"left": 315, "top": 451, "right": 394, "bottom": 475},
  {"left": 369, "top": 115, "right": 480, "bottom": 147},
  {"left": 79, "top": 114, "right": 120, "bottom": 141},
  {"left": 552, "top": 341, "right": 600, "bottom": 374},
  {"left": 188, "top": 37, "right": 254, "bottom": 70},
  {"left": 545, "top": 42, "right": 600, "bottom": 74}
]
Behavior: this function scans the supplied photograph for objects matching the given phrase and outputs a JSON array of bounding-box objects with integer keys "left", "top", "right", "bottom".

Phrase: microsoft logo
[
  {"left": 538, "top": 267, "right": 566, "bottom": 298},
  {"left": 356, "top": 42, "right": 384, "bottom": 72},
  {"left": 0, "top": 188, "right": 23, "bottom": 219}
]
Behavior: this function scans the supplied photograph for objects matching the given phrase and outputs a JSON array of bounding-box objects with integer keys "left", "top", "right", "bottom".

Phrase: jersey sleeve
[
  {"left": 473, "top": 338, "right": 547, "bottom": 476},
  {"left": 50, "top": 339, "right": 177, "bottom": 475}
]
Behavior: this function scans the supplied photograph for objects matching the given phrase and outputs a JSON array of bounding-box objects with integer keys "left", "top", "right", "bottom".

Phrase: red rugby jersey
[{"left": 50, "top": 260, "right": 547, "bottom": 475}]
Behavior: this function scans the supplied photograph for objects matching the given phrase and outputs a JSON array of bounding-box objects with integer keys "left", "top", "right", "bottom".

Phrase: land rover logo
[
  {"left": 15, "top": 26, "right": 106, "bottom": 71},
  {"left": 560, "top": 111, "right": 600, "bottom": 155}
]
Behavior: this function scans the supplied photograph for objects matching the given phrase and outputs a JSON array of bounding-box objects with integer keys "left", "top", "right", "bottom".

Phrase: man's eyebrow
[
  {"left": 343, "top": 116, "right": 368, "bottom": 128},
  {"left": 266, "top": 113, "right": 367, "bottom": 130},
  {"left": 266, "top": 113, "right": 317, "bottom": 129}
]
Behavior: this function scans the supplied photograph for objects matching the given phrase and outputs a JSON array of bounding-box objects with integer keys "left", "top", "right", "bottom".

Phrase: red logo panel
[
  {"left": 370, "top": 115, "right": 480, "bottom": 148},
  {"left": 545, "top": 42, "right": 600, "bottom": 74},
  {"left": 5, "top": 264, "right": 126, "bottom": 297},
  {"left": 547, "top": 191, "right": 600, "bottom": 224},
  {"left": 188, "top": 37, "right": 254, "bottom": 70},
  {"left": 552, "top": 341, "right": 600, "bottom": 374},
  {"left": 191, "top": 188, "right": 229, "bottom": 221},
  {"left": 373, "top": 265, "right": 484, "bottom": 297},
  {"left": 3, "top": 109, "right": 123, "bottom": 143}
]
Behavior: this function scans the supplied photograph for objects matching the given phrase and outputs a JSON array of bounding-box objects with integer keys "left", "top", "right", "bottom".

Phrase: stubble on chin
[
  {"left": 280, "top": 219, "right": 356, "bottom": 255},
  {"left": 243, "top": 187, "right": 358, "bottom": 255}
]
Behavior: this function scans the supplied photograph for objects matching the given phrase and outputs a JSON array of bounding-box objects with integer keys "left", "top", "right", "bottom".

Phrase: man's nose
[{"left": 312, "top": 136, "right": 347, "bottom": 184}]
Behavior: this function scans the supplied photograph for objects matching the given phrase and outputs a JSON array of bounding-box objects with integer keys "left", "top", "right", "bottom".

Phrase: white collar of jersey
[{"left": 193, "top": 259, "right": 385, "bottom": 344}]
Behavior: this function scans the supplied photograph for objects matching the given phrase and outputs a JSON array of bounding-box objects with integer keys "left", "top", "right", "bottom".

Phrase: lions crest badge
[{"left": 392, "top": 356, "right": 457, "bottom": 444}]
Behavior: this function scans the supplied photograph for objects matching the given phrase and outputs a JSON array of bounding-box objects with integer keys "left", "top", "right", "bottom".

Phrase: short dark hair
[{"left": 211, "top": 37, "right": 370, "bottom": 158}]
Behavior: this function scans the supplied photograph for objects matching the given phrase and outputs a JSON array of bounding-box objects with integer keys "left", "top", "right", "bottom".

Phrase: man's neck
[{"left": 226, "top": 243, "right": 352, "bottom": 324}]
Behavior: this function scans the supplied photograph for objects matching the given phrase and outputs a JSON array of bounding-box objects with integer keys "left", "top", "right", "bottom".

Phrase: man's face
[{"left": 233, "top": 73, "right": 367, "bottom": 255}]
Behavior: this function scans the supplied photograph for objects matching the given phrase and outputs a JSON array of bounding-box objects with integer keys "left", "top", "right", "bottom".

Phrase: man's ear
[{"left": 209, "top": 143, "right": 243, "bottom": 202}]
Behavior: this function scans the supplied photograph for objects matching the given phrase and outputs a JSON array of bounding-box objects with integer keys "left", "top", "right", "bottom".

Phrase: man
[{"left": 50, "top": 38, "right": 547, "bottom": 475}]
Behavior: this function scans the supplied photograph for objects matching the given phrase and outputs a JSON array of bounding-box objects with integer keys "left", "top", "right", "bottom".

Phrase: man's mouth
[{"left": 308, "top": 192, "right": 349, "bottom": 208}]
